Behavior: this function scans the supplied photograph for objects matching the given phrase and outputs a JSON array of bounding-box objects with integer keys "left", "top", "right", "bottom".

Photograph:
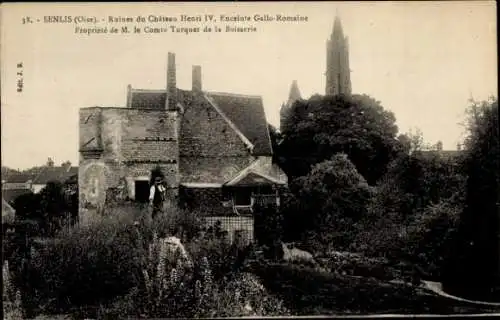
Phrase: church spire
[
  {"left": 280, "top": 80, "right": 302, "bottom": 132},
  {"left": 332, "top": 13, "right": 344, "bottom": 40},
  {"left": 326, "top": 13, "right": 351, "bottom": 96},
  {"left": 287, "top": 80, "right": 301, "bottom": 106}
]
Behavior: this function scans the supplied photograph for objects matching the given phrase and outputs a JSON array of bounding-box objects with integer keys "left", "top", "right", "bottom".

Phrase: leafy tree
[
  {"left": 396, "top": 127, "right": 432, "bottom": 156},
  {"left": 12, "top": 181, "right": 72, "bottom": 236},
  {"left": 12, "top": 192, "right": 42, "bottom": 221},
  {"left": 443, "top": 97, "right": 499, "bottom": 302},
  {"left": 284, "top": 153, "right": 373, "bottom": 253},
  {"left": 267, "top": 123, "right": 282, "bottom": 163},
  {"left": 278, "top": 94, "right": 400, "bottom": 184},
  {"left": 38, "top": 181, "right": 70, "bottom": 235},
  {"left": 253, "top": 203, "right": 285, "bottom": 259},
  {"left": 376, "top": 151, "right": 466, "bottom": 218}
]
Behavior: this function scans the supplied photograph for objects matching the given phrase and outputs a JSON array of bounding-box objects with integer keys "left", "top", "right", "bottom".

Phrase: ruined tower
[{"left": 325, "top": 14, "right": 352, "bottom": 96}]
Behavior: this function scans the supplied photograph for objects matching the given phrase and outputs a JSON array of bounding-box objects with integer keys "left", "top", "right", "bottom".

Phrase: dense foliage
[
  {"left": 5, "top": 92, "right": 499, "bottom": 317},
  {"left": 443, "top": 97, "right": 499, "bottom": 301},
  {"left": 275, "top": 94, "right": 498, "bottom": 303},
  {"left": 278, "top": 94, "right": 400, "bottom": 184},
  {"left": 12, "top": 181, "right": 77, "bottom": 236},
  {"left": 282, "top": 154, "right": 372, "bottom": 254},
  {"left": 4, "top": 206, "right": 289, "bottom": 318}
]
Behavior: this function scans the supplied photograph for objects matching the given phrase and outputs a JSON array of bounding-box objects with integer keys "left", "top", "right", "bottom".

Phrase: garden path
[{"left": 422, "top": 280, "right": 500, "bottom": 307}]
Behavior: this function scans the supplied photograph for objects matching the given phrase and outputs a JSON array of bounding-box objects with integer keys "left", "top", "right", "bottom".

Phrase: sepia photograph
[{"left": 1, "top": 1, "right": 499, "bottom": 319}]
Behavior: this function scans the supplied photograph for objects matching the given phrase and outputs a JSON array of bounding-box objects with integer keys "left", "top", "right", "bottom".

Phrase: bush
[
  {"left": 284, "top": 154, "right": 373, "bottom": 255},
  {"left": 351, "top": 197, "right": 461, "bottom": 281},
  {"left": 26, "top": 216, "right": 143, "bottom": 313},
  {"left": 10, "top": 202, "right": 289, "bottom": 318},
  {"left": 3, "top": 260, "right": 24, "bottom": 319},
  {"left": 12, "top": 181, "right": 78, "bottom": 237},
  {"left": 321, "top": 252, "right": 396, "bottom": 281},
  {"left": 99, "top": 222, "right": 288, "bottom": 318},
  {"left": 443, "top": 97, "right": 499, "bottom": 301},
  {"left": 407, "top": 200, "right": 460, "bottom": 278}
]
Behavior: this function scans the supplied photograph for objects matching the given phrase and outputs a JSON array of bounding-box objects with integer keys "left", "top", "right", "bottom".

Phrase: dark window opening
[
  {"left": 256, "top": 185, "right": 273, "bottom": 195},
  {"left": 135, "top": 181, "right": 150, "bottom": 203},
  {"left": 233, "top": 189, "right": 252, "bottom": 206}
]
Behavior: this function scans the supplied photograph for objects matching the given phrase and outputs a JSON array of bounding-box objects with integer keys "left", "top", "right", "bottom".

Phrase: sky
[{"left": 1, "top": 2, "right": 497, "bottom": 170}]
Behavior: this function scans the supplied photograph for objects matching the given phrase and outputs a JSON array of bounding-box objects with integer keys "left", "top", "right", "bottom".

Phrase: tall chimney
[
  {"left": 166, "top": 52, "right": 177, "bottom": 110},
  {"left": 192, "top": 65, "right": 202, "bottom": 93}
]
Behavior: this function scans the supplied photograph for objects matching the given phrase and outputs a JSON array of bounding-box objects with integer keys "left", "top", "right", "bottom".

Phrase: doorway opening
[{"left": 134, "top": 180, "right": 150, "bottom": 203}]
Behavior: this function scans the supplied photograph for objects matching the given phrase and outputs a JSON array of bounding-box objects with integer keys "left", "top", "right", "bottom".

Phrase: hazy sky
[{"left": 1, "top": 2, "right": 497, "bottom": 170}]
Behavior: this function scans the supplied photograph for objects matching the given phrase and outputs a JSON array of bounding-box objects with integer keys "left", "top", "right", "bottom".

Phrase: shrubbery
[
  {"left": 12, "top": 181, "right": 78, "bottom": 237},
  {"left": 278, "top": 146, "right": 464, "bottom": 283},
  {"left": 282, "top": 153, "right": 373, "bottom": 255},
  {"left": 6, "top": 204, "right": 289, "bottom": 318}
]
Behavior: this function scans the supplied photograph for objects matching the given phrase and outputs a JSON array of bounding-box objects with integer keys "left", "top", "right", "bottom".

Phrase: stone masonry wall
[
  {"left": 79, "top": 107, "right": 179, "bottom": 208},
  {"left": 79, "top": 107, "right": 102, "bottom": 151},
  {"left": 179, "top": 157, "right": 254, "bottom": 184},
  {"left": 179, "top": 96, "right": 254, "bottom": 183}
]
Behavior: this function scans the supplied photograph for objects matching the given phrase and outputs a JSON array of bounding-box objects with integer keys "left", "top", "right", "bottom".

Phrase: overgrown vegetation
[
  {"left": 3, "top": 205, "right": 289, "bottom": 318},
  {"left": 277, "top": 94, "right": 499, "bottom": 303},
  {"left": 12, "top": 180, "right": 78, "bottom": 237},
  {"left": 443, "top": 97, "right": 500, "bottom": 302},
  {"left": 4, "top": 94, "right": 499, "bottom": 317}
]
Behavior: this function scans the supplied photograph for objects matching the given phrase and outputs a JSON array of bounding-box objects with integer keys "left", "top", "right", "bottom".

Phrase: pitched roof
[
  {"left": 127, "top": 87, "right": 273, "bottom": 156},
  {"left": 128, "top": 89, "right": 166, "bottom": 110},
  {"left": 206, "top": 92, "right": 272, "bottom": 155},
  {"left": 225, "top": 157, "right": 287, "bottom": 187},
  {"left": 3, "top": 172, "right": 34, "bottom": 183},
  {"left": 32, "top": 166, "right": 78, "bottom": 185},
  {"left": 415, "top": 150, "right": 463, "bottom": 161}
]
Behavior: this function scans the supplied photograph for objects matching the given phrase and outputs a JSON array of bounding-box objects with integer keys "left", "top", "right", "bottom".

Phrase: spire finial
[{"left": 332, "top": 11, "right": 344, "bottom": 37}]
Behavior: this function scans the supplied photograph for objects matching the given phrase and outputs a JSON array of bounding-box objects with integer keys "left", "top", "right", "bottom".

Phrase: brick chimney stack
[
  {"left": 166, "top": 52, "right": 177, "bottom": 110},
  {"left": 192, "top": 65, "right": 202, "bottom": 93}
]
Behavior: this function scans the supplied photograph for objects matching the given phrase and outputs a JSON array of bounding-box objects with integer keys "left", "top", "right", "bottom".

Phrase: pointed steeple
[
  {"left": 286, "top": 80, "right": 301, "bottom": 107},
  {"left": 280, "top": 80, "right": 302, "bottom": 132},
  {"left": 332, "top": 13, "right": 344, "bottom": 40},
  {"left": 326, "top": 13, "right": 351, "bottom": 96}
]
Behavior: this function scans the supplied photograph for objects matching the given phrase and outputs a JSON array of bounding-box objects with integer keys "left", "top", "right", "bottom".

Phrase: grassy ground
[{"left": 250, "top": 262, "right": 500, "bottom": 315}]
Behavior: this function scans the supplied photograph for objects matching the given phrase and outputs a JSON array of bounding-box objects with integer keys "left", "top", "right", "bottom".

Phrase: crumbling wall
[{"left": 79, "top": 107, "right": 180, "bottom": 208}]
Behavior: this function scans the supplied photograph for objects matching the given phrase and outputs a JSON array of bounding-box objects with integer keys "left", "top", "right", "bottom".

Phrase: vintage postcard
[{"left": 1, "top": 1, "right": 498, "bottom": 319}]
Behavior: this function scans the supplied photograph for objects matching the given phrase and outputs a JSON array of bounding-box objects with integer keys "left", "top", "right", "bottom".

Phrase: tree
[
  {"left": 397, "top": 127, "right": 432, "bottom": 155},
  {"left": 12, "top": 192, "right": 42, "bottom": 221},
  {"left": 443, "top": 97, "right": 499, "bottom": 302},
  {"left": 39, "top": 181, "right": 69, "bottom": 235},
  {"left": 377, "top": 150, "right": 466, "bottom": 218},
  {"left": 267, "top": 123, "right": 282, "bottom": 163},
  {"left": 278, "top": 94, "right": 400, "bottom": 184},
  {"left": 285, "top": 153, "right": 373, "bottom": 252},
  {"left": 12, "top": 181, "right": 71, "bottom": 236}
]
